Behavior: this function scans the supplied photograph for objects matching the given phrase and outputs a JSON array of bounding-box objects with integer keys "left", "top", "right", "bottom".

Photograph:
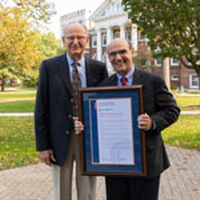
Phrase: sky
[
  {"left": 46, "top": 0, "right": 105, "bottom": 38},
  {"left": 5, "top": 0, "right": 105, "bottom": 38}
]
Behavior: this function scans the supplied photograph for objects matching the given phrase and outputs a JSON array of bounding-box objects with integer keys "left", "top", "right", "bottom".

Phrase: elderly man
[
  {"left": 75, "top": 38, "right": 180, "bottom": 200},
  {"left": 34, "top": 22, "right": 108, "bottom": 200}
]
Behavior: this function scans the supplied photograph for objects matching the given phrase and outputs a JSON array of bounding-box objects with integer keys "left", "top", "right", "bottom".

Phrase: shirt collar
[
  {"left": 66, "top": 53, "right": 85, "bottom": 67},
  {"left": 116, "top": 65, "right": 135, "bottom": 81}
]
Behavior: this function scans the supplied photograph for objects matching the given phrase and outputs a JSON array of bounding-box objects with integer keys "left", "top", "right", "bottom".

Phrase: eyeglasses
[
  {"left": 109, "top": 50, "right": 128, "bottom": 58},
  {"left": 65, "top": 36, "right": 86, "bottom": 41}
]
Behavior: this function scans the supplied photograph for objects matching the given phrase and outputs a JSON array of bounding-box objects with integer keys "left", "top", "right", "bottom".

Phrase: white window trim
[
  {"left": 92, "top": 35, "right": 97, "bottom": 48},
  {"left": 155, "top": 58, "right": 162, "bottom": 67},
  {"left": 171, "top": 74, "right": 179, "bottom": 81},
  {"left": 170, "top": 58, "right": 180, "bottom": 66},
  {"left": 102, "top": 33, "right": 107, "bottom": 47},
  {"left": 189, "top": 74, "right": 199, "bottom": 89}
]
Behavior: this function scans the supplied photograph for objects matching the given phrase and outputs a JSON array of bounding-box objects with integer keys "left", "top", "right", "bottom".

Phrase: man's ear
[
  {"left": 131, "top": 48, "right": 135, "bottom": 58},
  {"left": 61, "top": 36, "right": 65, "bottom": 45}
]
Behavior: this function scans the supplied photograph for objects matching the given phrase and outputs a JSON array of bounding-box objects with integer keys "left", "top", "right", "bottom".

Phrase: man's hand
[
  {"left": 137, "top": 113, "right": 152, "bottom": 131},
  {"left": 73, "top": 117, "right": 84, "bottom": 134},
  {"left": 40, "top": 149, "right": 56, "bottom": 166}
]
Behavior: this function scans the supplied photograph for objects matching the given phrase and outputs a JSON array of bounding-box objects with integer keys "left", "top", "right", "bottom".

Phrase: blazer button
[
  {"left": 66, "top": 130, "right": 69, "bottom": 135},
  {"left": 68, "top": 114, "right": 73, "bottom": 118}
]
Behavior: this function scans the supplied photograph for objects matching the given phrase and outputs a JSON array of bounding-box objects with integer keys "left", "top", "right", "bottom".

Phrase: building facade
[{"left": 60, "top": 0, "right": 199, "bottom": 90}]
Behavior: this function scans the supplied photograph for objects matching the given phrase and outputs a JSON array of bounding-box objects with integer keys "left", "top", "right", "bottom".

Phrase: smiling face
[
  {"left": 62, "top": 23, "right": 89, "bottom": 61},
  {"left": 108, "top": 39, "right": 135, "bottom": 76}
]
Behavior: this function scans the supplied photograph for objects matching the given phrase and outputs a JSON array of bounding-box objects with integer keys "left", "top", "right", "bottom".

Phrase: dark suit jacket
[
  {"left": 100, "top": 69, "right": 180, "bottom": 178},
  {"left": 34, "top": 53, "right": 108, "bottom": 166}
]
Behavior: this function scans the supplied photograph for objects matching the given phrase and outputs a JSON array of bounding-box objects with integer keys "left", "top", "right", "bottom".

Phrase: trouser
[
  {"left": 106, "top": 175, "right": 160, "bottom": 200},
  {"left": 52, "top": 132, "right": 96, "bottom": 200}
]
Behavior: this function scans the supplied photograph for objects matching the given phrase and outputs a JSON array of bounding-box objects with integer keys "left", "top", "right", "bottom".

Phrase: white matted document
[{"left": 96, "top": 98, "right": 134, "bottom": 165}]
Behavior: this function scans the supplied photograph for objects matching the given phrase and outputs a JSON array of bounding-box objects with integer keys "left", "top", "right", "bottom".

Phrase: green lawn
[
  {"left": 0, "top": 115, "right": 199, "bottom": 170},
  {"left": 0, "top": 91, "right": 36, "bottom": 100},
  {"left": 163, "top": 115, "right": 200, "bottom": 150},
  {"left": 174, "top": 95, "right": 200, "bottom": 110},
  {"left": 0, "top": 100, "right": 35, "bottom": 113},
  {"left": 0, "top": 117, "right": 40, "bottom": 170}
]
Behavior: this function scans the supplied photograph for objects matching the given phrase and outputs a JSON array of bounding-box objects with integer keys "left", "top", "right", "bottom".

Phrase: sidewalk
[
  {"left": 0, "top": 146, "right": 200, "bottom": 200},
  {"left": 0, "top": 110, "right": 200, "bottom": 117}
]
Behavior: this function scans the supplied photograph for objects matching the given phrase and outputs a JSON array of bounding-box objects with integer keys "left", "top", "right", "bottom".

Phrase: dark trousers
[{"left": 106, "top": 175, "right": 160, "bottom": 200}]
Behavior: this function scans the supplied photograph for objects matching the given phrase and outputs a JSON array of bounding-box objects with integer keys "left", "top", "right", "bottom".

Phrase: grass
[
  {"left": 163, "top": 115, "right": 200, "bottom": 150},
  {"left": 174, "top": 95, "right": 200, "bottom": 110},
  {"left": 0, "top": 117, "right": 40, "bottom": 170},
  {"left": 0, "top": 100, "right": 35, "bottom": 113},
  {"left": 0, "top": 91, "right": 36, "bottom": 100},
  {"left": 0, "top": 115, "right": 199, "bottom": 170}
]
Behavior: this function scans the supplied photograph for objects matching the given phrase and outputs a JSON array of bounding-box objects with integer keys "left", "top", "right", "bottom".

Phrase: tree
[
  {"left": 0, "top": 0, "right": 55, "bottom": 23},
  {"left": 0, "top": 0, "right": 56, "bottom": 90},
  {"left": 0, "top": 6, "right": 42, "bottom": 91},
  {"left": 21, "top": 31, "right": 64, "bottom": 87},
  {"left": 133, "top": 43, "right": 156, "bottom": 72},
  {"left": 122, "top": 0, "right": 200, "bottom": 88}
]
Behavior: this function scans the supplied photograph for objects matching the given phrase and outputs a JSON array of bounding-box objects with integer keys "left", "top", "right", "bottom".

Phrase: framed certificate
[{"left": 79, "top": 85, "right": 147, "bottom": 176}]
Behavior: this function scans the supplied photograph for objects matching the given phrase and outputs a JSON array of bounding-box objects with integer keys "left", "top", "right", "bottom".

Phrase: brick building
[{"left": 60, "top": 0, "right": 199, "bottom": 90}]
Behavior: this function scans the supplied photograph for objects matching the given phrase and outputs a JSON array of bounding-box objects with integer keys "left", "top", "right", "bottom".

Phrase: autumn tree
[
  {"left": 0, "top": 0, "right": 55, "bottom": 91},
  {"left": 122, "top": 0, "right": 200, "bottom": 88},
  {"left": 0, "top": 6, "right": 42, "bottom": 91},
  {"left": 21, "top": 31, "right": 63, "bottom": 87}
]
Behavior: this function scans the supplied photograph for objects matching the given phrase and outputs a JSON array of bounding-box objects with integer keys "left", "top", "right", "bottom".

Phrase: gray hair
[{"left": 62, "top": 21, "right": 88, "bottom": 36}]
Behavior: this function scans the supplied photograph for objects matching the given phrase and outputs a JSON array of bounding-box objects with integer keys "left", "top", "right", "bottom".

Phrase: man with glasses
[
  {"left": 34, "top": 22, "right": 108, "bottom": 200},
  {"left": 74, "top": 38, "right": 180, "bottom": 200}
]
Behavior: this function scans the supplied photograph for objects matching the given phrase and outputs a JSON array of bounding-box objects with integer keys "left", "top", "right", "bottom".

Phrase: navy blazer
[
  {"left": 34, "top": 53, "right": 108, "bottom": 166},
  {"left": 100, "top": 69, "right": 180, "bottom": 178}
]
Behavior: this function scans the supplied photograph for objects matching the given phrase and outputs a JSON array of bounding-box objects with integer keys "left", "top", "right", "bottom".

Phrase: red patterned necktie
[
  {"left": 121, "top": 76, "right": 127, "bottom": 86},
  {"left": 72, "top": 62, "right": 81, "bottom": 117}
]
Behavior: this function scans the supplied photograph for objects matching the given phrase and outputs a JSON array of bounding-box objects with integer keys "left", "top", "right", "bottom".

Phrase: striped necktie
[{"left": 72, "top": 62, "right": 81, "bottom": 117}]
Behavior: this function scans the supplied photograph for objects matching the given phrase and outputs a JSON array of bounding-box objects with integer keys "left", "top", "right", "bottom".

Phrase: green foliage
[
  {"left": 0, "top": 117, "right": 40, "bottom": 170},
  {"left": 0, "top": 6, "right": 42, "bottom": 90},
  {"left": 122, "top": 0, "right": 200, "bottom": 77},
  {"left": 163, "top": 115, "right": 200, "bottom": 150},
  {"left": 21, "top": 72, "right": 38, "bottom": 87},
  {"left": 32, "top": 30, "right": 63, "bottom": 60},
  {"left": 133, "top": 43, "right": 156, "bottom": 72},
  {"left": 1, "top": 0, "right": 55, "bottom": 23},
  {"left": 0, "top": 100, "right": 35, "bottom": 113}
]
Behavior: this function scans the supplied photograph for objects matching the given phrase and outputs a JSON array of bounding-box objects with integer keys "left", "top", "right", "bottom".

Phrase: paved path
[
  {"left": 0, "top": 110, "right": 200, "bottom": 117},
  {"left": 0, "top": 146, "right": 200, "bottom": 200}
]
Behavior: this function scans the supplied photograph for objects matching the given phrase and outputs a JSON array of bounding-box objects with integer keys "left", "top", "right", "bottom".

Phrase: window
[
  {"left": 92, "top": 53, "right": 97, "bottom": 60},
  {"left": 170, "top": 58, "right": 180, "bottom": 66},
  {"left": 155, "top": 58, "right": 162, "bottom": 67},
  {"left": 102, "top": 33, "right": 107, "bottom": 46},
  {"left": 190, "top": 75, "right": 199, "bottom": 89},
  {"left": 171, "top": 74, "right": 179, "bottom": 81},
  {"left": 113, "top": 29, "right": 120, "bottom": 39},
  {"left": 92, "top": 35, "right": 97, "bottom": 47},
  {"left": 125, "top": 30, "right": 131, "bottom": 41}
]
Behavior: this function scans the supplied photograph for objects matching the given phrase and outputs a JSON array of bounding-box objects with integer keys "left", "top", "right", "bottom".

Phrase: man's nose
[
  {"left": 72, "top": 38, "right": 79, "bottom": 44},
  {"left": 115, "top": 53, "right": 122, "bottom": 60}
]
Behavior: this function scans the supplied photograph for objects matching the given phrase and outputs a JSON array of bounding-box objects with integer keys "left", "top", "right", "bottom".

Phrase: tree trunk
[
  {"left": 163, "top": 57, "right": 171, "bottom": 90},
  {"left": 1, "top": 79, "right": 5, "bottom": 91}
]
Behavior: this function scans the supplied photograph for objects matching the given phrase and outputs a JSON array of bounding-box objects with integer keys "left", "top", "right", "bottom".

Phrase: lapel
[
  {"left": 85, "top": 57, "right": 93, "bottom": 87},
  {"left": 57, "top": 54, "right": 72, "bottom": 96},
  {"left": 132, "top": 68, "right": 144, "bottom": 85},
  {"left": 107, "top": 74, "right": 118, "bottom": 86}
]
